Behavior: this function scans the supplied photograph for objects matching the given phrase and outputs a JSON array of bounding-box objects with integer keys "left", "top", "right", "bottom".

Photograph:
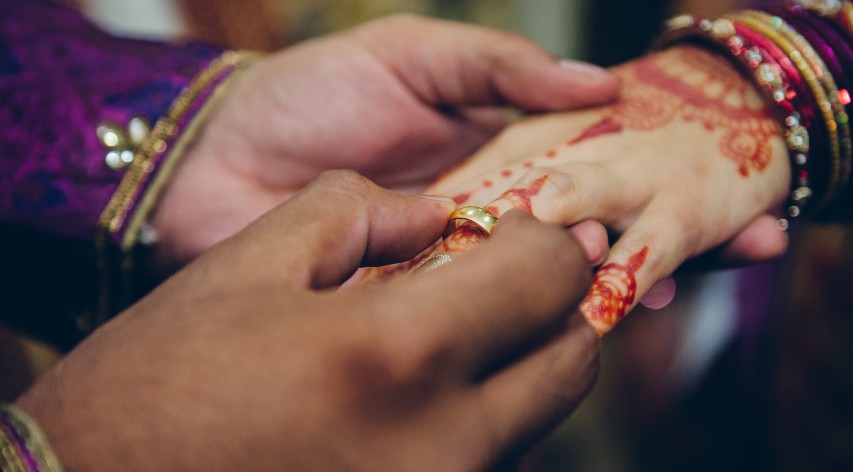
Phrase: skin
[
  {"left": 16, "top": 172, "right": 599, "bottom": 471},
  {"left": 395, "top": 45, "right": 791, "bottom": 334},
  {"left": 149, "top": 14, "right": 620, "bottom": 273}
]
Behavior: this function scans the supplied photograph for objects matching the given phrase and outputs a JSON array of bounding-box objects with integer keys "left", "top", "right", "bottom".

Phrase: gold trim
[
  {"left": 121, "top": 64, "right": 253, "bottom": 251},
  {"left": 93, "top": 50, "right": 260, "bottom": 328}
]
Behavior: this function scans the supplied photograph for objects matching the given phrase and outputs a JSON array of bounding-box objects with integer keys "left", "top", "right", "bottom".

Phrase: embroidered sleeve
[{"left": 0, "top": 0, "right": 224, "bottom": 242}]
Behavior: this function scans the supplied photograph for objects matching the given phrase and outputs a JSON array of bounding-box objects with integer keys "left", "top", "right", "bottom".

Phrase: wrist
[
  {"left": 93, "top": 51, "right": 259, "bottom": 322},
  {"left": 1, "top": 404, "right": 63, "bottom": 472}
]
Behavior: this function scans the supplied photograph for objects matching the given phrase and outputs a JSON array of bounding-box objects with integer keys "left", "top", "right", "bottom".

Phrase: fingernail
[
  {"left": 639, "top": 277, "right": 677, "bottom": 310},
  {"left": 558, "top": 59, "right": 613, "bottom": 79},
  {"left": 591, "top": 252, "right": 608, "bottom": 267}
]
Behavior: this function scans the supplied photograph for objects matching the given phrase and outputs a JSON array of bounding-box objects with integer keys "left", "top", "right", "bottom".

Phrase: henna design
[
  {"left": 441, "top": 225, "right": 489, "bottom": 253},
  {"left": 567, "top": 116, "right": 624, "bottom": 145},
  {"left": 570, "top": 47, "right": 779, "bottom": 177},
  {"left": 581, "top": 246, "right": 649, "bottom": 336},
  {"left": 484, "top": 174, "right": 549, "bottom": 216},
  {"left": 452, "top": 192, "right": 472, "bottom": 205}
]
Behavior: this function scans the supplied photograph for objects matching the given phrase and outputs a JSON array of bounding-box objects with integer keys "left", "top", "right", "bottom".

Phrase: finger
[
  {"left": 638, "top": 276, "right": 677, "bottom": 310},
  {"left": 371, "top": 210, "right": 593, "bottom": 378},
  {"left": 707, "top": 214, "right": 789, "bottom": 265},
  {"left": 475, "top": 313, "right": 599, "bottom": 458},
  {"left": 578, "top": 213, "right": 688, "bottom": 337},
  {"left": 352, "top": 15, "right": 620, "bottom": 111},
  {"left": 678, "top": 213, "right": 789, "bottom": 272},
  {"left": 567, "top": 220, "right": 610, "bottom": 266},
  {"left": 222, "top": 170, "right": 456, "bottom": 289},
  {"left": 483, "top": 166, "right": 640, "bottom": 228}
]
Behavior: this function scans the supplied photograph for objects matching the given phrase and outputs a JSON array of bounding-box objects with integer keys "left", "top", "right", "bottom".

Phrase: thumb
[{"left": 230, "top": 171, "right": 456, "bottom": 289}]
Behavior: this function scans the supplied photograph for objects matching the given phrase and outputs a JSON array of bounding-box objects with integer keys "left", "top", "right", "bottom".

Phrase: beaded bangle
[
  {"left": 726, "top": 12, "right": 844, "bottom": 211},
  {"left": 0, "top": 405, "right": 63, "bottom": 472},
  {"left": 93, "top": 50, "right": 259, "bottom": 329},
  {"left": 738, "top": 10, "right": 850, "bottom": 205},
  {"left": 655, "top": 15, "right": 817, "bottom": 218}
]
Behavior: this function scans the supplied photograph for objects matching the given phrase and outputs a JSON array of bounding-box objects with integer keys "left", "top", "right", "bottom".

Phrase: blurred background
[{"left": 4, "top": 0, "right": 852, "bottom": 470}]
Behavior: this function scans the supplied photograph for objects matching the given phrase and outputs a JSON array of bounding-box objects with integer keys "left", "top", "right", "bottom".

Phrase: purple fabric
[{"left": 0, "top": 0, "right": 223, "bottom": 243}]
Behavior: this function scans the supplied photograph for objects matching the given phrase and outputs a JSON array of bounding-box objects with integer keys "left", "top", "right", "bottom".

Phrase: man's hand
[
  {"left": 17, "top": 171, "right": 599, "bottom": 471},
  {"left": 151, "top": 14, "right": 620, "bottom": 270}
]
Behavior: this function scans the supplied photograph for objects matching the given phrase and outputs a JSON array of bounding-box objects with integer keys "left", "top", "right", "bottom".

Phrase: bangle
[
  {"left": 655, "top": 15, "right": 818, "bottom": 218},
  {"left": 735, "top": 10, "right": 850, "bottom": 207},
  {"left": 774, "top": 6, "right": 853, "bottom": 194},
  {"left": 789, "top": 0, "right": 853, "bottom": 39},
  {"left": 0, "top": 405, "right": 63, "bottom": 472},
  {"left": 93, "top": 50, "right": 259, "bottom": 330},
  {"left": 733, "top": 20, "right": 828, "bottom": 214},
  {"left": 725, "top": 12, "right": 844, "bottom": 212}
]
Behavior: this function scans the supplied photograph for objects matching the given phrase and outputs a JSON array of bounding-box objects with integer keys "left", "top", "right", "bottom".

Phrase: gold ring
[{"left": 444, "top": 206, "right": 498, "bottom": 238}]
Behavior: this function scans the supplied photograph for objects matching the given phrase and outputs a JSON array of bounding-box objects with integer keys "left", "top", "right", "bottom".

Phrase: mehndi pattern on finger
[
  {"left": 484, "top": 174, "right": 550, "bottom": 217},
  {"left": 580, "top": 246, "right": 649, "bottom": 337}
]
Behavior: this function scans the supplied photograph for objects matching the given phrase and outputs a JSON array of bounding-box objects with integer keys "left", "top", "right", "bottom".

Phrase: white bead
[{"left": 105, "top": 151, "right": 122, "bottom": 168}]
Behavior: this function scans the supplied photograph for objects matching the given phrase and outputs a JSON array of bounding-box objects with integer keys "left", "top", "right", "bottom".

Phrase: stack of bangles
[
  {"left": 0, "top": 405, "right": 63, "bottom": 472},
  {"left": 655, "top": 0, "right": 853, "bottom": 223}
]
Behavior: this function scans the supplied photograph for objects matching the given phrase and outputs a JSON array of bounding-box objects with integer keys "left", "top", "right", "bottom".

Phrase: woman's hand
[
  {"left": 421, "top": 45, "right": 791, "bottom": 334},
  {"left": 151, "top": 14, "right": 620, "bottom": 270},
  {"left": 17, "top": 171, "right": 600, "bottom": 471}
]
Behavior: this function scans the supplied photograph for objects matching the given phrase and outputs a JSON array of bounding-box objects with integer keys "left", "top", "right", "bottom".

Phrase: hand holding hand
[
  {"left": 152, "top": 14, "right": 620, "bottom": 270},
  {"left": 17, "top": 171, "right": 599, "bottom": 471}
]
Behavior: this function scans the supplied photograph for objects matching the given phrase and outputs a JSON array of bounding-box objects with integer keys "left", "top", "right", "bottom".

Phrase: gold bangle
[
  {"left": 444, "top": 206, "right": 499, "bottom": 238},
  {"left": 726, "top": 12, "right": 844, "bottom": 209},
  {"left": 843, "top": 1, "right": 853, "bottom": 38}
]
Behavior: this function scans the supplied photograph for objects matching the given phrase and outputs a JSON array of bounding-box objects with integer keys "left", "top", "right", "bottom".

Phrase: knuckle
[
  {"left": 525, "top": 166, "right": 580, "bottom": 199},
  {"left": 365, "top": 297, "right": 453, "bottom": 385},
  {"left": 379, "top": 327, "right": 452, "bottom": 385},
  {"left": 364, "top": 12, "right": 425, "bottom": 35},
  {"left": 312, "top": 170, "right": 374, "bottom": 198}
]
